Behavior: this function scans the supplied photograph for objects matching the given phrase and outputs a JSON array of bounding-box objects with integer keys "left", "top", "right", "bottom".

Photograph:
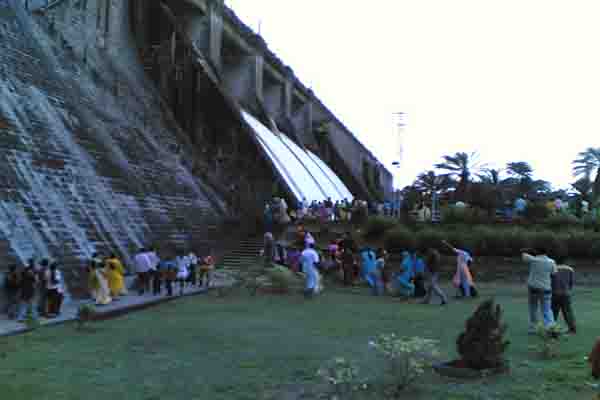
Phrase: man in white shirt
[
  {"left": 134, "top": 248, "right": 152, "bottom": 295},
  {"left": 45, "top": 262, "right": 64, "bottom": 317},
  {"left": 522, "top": 247, "right": 557, "bottom": 333},
  {"left": 301, "top": 243, "right": 321, "bottom": 297}
]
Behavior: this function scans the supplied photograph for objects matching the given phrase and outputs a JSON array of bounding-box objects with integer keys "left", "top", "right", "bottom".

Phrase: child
[{"left": 551, "top": 254, "right": 576, "bottom": 334}]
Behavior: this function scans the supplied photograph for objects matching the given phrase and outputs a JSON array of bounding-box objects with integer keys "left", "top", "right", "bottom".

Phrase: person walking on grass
[
  {"left": 421, "top": 248, "right": 448, "bottom": 306},
  {"left": 521, "top": 247, "right": 557, "bottom": 333},
  {"left": 551, "top": 254, "right": 576, "bottom": 334},
  {"left": 442, "top": 241, "right": 477, "bottom": 298},
  {"left": 301, "top": 243, "right": 320, "bottom": 298}
]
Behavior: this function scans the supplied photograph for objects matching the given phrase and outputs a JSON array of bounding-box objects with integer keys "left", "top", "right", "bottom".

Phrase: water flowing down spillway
[{"left": 242, "top": 110, "right": 354, "bottom": 204}]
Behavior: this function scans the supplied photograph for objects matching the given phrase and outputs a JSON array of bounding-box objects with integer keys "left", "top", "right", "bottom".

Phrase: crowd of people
[
  {"left": 264, "top": 196, "right": 388, "bottom": 230},
  {"left": 3, "top": 258, "right": 65, "bottom": 322},
  {"left": 2, "top": 247, "right": 217, "bottom": 324},
  {"left": 262, "top": 223, "right": 481, "bottom": 303},
  {"left": 262, "top": 211, "right": 578, "bottom": 336}
]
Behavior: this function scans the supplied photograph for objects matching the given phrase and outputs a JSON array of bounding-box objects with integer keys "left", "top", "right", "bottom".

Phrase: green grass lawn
[{"left": 0, "top": 284, "right": 599, "bottom": 400}]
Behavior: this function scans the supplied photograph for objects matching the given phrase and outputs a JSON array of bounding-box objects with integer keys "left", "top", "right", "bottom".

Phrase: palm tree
[
  {"left": 435, "top": 152, "right": 482, "bottom": 201},
  {"left": 573, "top": 147, "right": 600, "bottom": 201},
  {"left": 413, "top": 171, "right": 451, "bottom": 198},
  {"left": 476, "top": 168, "right": 505, "bottom": 215},
  {"left": 506, "top": 162, "right": 533, "bottom": 180},
  {"left": 572, "top": 177, "right": 592, "bottom": 201},
  {"left": 505, "top": 162, "right": 536, "bottom": 199}
]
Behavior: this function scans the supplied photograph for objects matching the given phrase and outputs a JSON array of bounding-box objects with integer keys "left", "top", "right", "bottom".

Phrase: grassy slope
[{"left": 0, "top": 284, "right": 598, "bottom": 400}]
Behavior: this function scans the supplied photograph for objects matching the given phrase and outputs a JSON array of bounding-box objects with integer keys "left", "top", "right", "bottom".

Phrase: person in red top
[{"left": 199, "top": 254, "right": 215, "bottom": 288}]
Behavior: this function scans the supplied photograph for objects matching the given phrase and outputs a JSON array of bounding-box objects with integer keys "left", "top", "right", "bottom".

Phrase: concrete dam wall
[
  {"left": 0, "top": 0, "right": 230, "bottom": 288},
  {"left": 0, "top": 0, "right": 393, "bottom": 289}
]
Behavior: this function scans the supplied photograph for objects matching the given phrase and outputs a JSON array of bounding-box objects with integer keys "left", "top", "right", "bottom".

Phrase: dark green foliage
[
  {"left": 415, "top": 229, "right": 445, "bottom": 251},
  {"left": 384, "top": 226, "right": 417, "bottom": 251},
  {"left": 441, "top": 206, "right": 492, "bottom": 225},
  {"left": 523, "top": 202, "right": 551, "bottom": 222},
  {"left": 456, "top": 299, "right": 509, "bottom": 370},
  {"left": 364, "top": 216, "right": 397, "bottom": 238},
  {"left": 543, "top": 214, "right": 582, "bottom": 230}
]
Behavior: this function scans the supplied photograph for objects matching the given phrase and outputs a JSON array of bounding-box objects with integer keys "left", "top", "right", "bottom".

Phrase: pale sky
[{"left": 227, "top": 0, "right": 598, "bottom": 189}]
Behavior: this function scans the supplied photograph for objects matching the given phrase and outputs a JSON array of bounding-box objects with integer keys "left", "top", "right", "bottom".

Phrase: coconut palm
[
  {"left": 476, "top": 168, "right": 505, "bottom": 215},
  {"left": 413, "top": 170, "right": 451, "bottom": 197},
  {"left": 435, "top": 152, "right": 482, "bottom": 201},
  {"left": 506, "top": 162, "right": 533, "bottom": 180},
  {"left": 572, "top": 147, "right": 600, "bottom": 201},
  {"left": 572, "top": 177, "right": 592, "bottom": 202}
]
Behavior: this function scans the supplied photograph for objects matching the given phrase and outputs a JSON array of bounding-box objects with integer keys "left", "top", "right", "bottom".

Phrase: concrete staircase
[{"left": 217, "top": 237, "right": 264, "bottom": 274}]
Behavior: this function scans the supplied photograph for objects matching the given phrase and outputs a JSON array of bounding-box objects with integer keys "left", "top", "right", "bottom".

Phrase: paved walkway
[{"left": 0, "top": 271, "right": 235, "bottom": 337}]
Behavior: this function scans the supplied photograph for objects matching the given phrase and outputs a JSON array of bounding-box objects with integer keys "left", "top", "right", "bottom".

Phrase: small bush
[
  {"left": 364, "top": 216, "right": 397, "bottom": 238},
  {"left": 442, "top": 206, "right": 492, "bottom": 225},
  {"left": 76, "top": 304, "right": 96, "bottom": 331},
  {"left": 457, "top": 299, "right": 509, "bottom": 370},
  {"left": 535, "top": 323, "right": 565, "bottom": 359},
  {"left": 583, "top": 215, "right": 600, "bottom": 231},
  {"left": 565, "top": 232, "right": 593, "bottom": 259},
  {"left": 524, "top": 202, "right": 551, "bottom": 222},
  {"left": 317, "top": 357, "right": 366, "bottom": 397},
  {"left": 415, "top": 229, "right": 445, "bottom": 251},
  {"left": 384, "top": 226, "right": 417, "bottom": 252},
  {"left": 369, "top": 334, "right": 440, "bottom": 391},
  {"left": 543, "top": 214, "right": 581, "bottom": 230},
  {"left": 530, "top": 231, "right": 562, "bottom": 255}
]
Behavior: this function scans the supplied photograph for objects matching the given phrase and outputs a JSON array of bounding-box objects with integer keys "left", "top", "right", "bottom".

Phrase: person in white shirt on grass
[
  {"left": 521, "top": 246, "right": 558, "bottom": 333},
  {"left": 134, "top": 248, "right": 152, "bottom": 295},
  {"left": 301, "top": 243, "right": 321, "bottom": 298}
]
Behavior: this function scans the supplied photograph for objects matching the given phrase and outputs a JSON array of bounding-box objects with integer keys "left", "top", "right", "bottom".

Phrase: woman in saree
[
  {"left": 88, "top": 256, "right": 112, "bottom": 305},
  {"left": 105, "top": 254, "right": 127, "bottom": 298},
  {"left": 443, "top": 240, "right": 477, "bottom": 298}
]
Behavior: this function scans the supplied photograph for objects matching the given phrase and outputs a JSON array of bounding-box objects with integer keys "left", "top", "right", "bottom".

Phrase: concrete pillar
[
  {"left": 208, "top": 0, "right": 223, "bottom": 71},
  {"left": 254, "top": 55, "right": 264, "bottom": 103},
  {"left": 283, "top": 80, "right": 293, "bottom": 119}
]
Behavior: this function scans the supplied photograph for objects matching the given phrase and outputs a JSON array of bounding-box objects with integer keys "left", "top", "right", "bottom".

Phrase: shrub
[
  {"left": 583, "top": 215, "right": 600, "bottom": 231},
  {"left": 543, "top": 214, "right": 581, "bottom": 230},
  {"left": 317, "top": 357, "right": 366, "bottom": 397},
  {"left": 442, "top": 206, "right": 492, "bottom": 225},
  {"left": 384, "top": 226, "right": 417, "bottom": 252},
  {"left": 415, "top": 229, "right": 445, "bottom": 251},
  {"left": 535, "top": 323, "right": 565, "bottom": 359},
  {"left": 369, "top": 334, "right": 440, "bottom": 391},
  {"left": 565, "top": 232, "right": 593, "bottom": 259},
  {"left": 364, "top": 216, "right": 397, "bottom": 238},
  {"left": 530, "top": 231, "right": 562, "bottom": 256},
  {"left": 456, "top": 299, "right": 509, "bottom": 370},
  {"left": 524, "top": 202, "right": 551, "bottom": 222},
  {"left": 76, "top": 304, "right": 96, "bottom": 331}
]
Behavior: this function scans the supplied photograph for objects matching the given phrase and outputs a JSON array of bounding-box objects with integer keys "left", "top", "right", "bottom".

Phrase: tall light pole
[{"left": 392, "top": 112, "right": 407, "bottom": 190}]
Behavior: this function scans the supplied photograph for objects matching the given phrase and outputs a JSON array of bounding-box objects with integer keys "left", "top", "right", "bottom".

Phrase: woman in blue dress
[
  {"left": 359, "top": 247, "right": 377, "bottom": 287},
  {"left": 394, "top": 251, "right": 415, "bottom": 297}
]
